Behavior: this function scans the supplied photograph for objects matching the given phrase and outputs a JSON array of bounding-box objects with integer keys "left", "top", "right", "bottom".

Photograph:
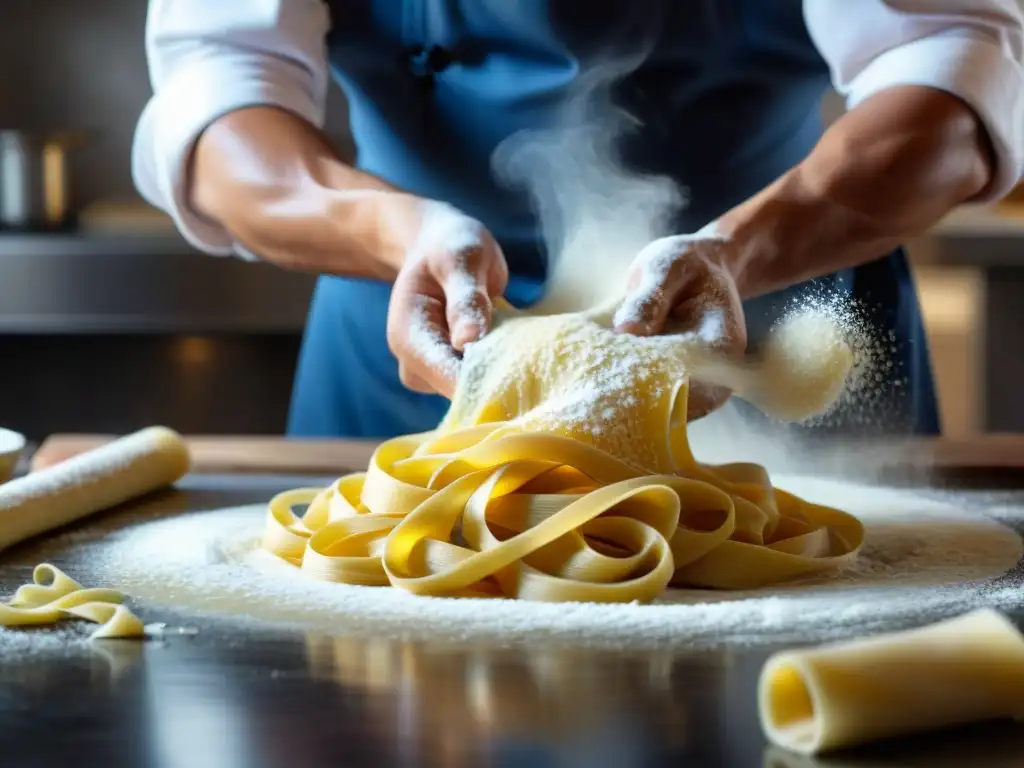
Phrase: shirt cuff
[
  {"left": 131, "top": 52, "right": 324, "bottom": 257},
  {"left": 843, "top": 34, "right": 1024, "bottom": 203}
]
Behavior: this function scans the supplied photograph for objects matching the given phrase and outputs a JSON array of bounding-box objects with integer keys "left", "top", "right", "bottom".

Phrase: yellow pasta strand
[
  {"left": 263, "top": 309, "right": 864, "bottom": 602},
  {"left": 0, "top": 563, "right": 144, "bottom": 639}
]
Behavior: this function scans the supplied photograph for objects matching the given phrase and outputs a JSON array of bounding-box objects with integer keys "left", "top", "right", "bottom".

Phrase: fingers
[
  {"left": 613, "top": 240, "right": 692, "bottom": 336},
  {"left": 387, "top": 201, "right": 512, "bottom": 399},
  {"left": 388, "top": 229, "right": 509, "bottom": 399},
  {"left": 433, "top": 237, "right": 509, "bottom": 352},
  {"left": 671, "top": 277, "right": 747, "bottom": 356},
  {"left": 615, "top": 236, "right": 747, "bottom": 353},
  {"left": 388, "top": 285, "right": 460, "bottom": 399},
  {"left": 673, "top": 271, "right": 746, "bottom": 422},
  {"left": 685, "top": 381, "right": 733, "bottom": 422},
  {"left": 613, "top": 235, "right": 747, "bottom": 424},
  {"left": 444, "top": 269, "right": 492, "bottom": 350},
  {"left": 400, "top": 368, "right": 436, "bottom": 395}
]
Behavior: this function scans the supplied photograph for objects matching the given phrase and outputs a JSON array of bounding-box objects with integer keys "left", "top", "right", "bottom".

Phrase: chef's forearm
[
  {"left": 718, "top": 86, "right": 994, "bottom": 299},
  {"left": 190, "top": 105, "right": 414, "bottom": 280}
]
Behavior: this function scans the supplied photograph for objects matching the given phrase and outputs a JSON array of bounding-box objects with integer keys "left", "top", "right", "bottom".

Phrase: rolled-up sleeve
[
  {"left": 804, "top": 0, "right": 1024, "bottom": 202},
  {"left": 131, "top": 0, "right": 331, "bottom": 255}
]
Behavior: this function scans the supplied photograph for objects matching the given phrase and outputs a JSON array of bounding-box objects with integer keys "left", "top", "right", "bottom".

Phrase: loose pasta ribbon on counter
[{"left": 0, "top": 564, "right": 144, "bottom": 639}]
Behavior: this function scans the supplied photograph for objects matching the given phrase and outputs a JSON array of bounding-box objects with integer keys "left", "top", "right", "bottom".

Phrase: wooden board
[
  {"left": 30, "top": 432, "right": 1024, "bottom": 476},
  {"left": 913, "top": 433, "right": 1024, "bottom": 469}
]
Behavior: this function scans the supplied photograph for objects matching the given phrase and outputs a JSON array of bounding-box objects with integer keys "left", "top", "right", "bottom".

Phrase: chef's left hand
[{"left": 613, "top": 232, "right": 747, "bottom": 421}]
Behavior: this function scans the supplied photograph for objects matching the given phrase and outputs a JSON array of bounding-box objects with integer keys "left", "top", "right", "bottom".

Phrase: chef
[{"left": 133, "top": 1, "right": 1024, "bottom": 439}]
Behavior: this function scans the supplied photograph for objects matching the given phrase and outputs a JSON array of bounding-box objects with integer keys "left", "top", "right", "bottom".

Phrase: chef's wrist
[
  {"left": 717, "top": 86, "right": 995, "bottom": 300},
  {"left": 712, "top": 84, "right": 991, "bottom": 301},
  {"left": 713, "top": 169, "right": 846, "bottom": 300},
  {"left": 318, "top": 188, "right": 417, "bottom": 279}
]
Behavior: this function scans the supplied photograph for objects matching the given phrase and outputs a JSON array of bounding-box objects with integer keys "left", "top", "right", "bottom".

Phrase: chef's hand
[
  {"left": 613, "top": 232, "right": 747, "bottom": 421},
  {"left": 387, "top": 200, "right": 509, "bottom": 399}
]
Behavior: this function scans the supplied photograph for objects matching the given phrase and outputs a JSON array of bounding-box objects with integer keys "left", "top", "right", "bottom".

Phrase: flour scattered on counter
[
  {"left": 0, "top": 623, "right": 93, "bottom": 655},
  {"left": 47, "top": 476, "right": 1022, "bottom": 650}
]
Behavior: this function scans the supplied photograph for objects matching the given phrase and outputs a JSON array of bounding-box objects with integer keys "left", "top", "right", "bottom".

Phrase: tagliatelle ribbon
[{"left": 0, "top": 564, "right": 144, "bottom": 638}]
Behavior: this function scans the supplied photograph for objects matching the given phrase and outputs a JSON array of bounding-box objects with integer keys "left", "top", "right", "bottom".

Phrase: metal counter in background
[
  {"left": 0, "top": 233, "right": 316, "bottom": 440},
  {"left": 2, "top": 216, "right": 1023, "bottom": 439},
  {"left": 0, "top": 233, "right": 314, "bottom": 333}
]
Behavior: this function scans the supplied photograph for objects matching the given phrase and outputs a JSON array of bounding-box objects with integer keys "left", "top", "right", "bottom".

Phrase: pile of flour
[{"left": 13, "top": 475, "right": 1017, "bottom": 651}]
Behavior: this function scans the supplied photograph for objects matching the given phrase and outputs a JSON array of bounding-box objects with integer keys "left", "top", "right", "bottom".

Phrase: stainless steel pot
[{"left": 0, "top": 131, "right": 86, "bottom": 230}]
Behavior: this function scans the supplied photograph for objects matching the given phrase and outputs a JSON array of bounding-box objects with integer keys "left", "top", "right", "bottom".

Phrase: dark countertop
[{"left": 1, "top": 473, "right": 1023, "bottom": 768}]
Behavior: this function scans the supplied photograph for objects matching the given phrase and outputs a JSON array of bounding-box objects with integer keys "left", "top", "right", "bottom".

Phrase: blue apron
[{"left": 287, "top": 0, "right": 940, "bottom": 438}]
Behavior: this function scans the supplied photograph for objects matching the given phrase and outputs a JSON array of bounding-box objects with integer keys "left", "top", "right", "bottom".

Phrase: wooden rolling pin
[{"left": 0, "top": 426, "right": 191, "bottom": 553}]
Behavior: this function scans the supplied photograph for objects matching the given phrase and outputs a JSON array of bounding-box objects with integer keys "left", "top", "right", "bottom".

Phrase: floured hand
[
  {"left": 613, "top": 230, "right": 747, "bottom": 421},
  {"left": 387, "top": 200, "right": 508, "bottom": 398}
]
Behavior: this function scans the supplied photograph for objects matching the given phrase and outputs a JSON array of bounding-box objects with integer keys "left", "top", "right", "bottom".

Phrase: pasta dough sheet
[
  {"left": 263, "top": 306, "right": 861, "bottom": 603},
  {"left": 759, "top": 608, "right": 1024, "bottom": 755}
]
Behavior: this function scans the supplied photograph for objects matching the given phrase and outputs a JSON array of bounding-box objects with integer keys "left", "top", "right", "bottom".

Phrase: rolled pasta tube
[
  {"left": 0, "top": 426, "right": 191, "bottom": 552},
  {"left": 759, "top": 609, "right": 1024, "bottom": 755}
]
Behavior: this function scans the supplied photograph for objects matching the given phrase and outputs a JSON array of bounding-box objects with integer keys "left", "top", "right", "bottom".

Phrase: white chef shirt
[{"left": 132, "top": 0, "right": 1024, "bottom": 256}]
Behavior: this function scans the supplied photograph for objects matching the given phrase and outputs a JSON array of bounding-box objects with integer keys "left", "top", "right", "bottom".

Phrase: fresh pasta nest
[{"left": 263, "top": 309, "right": 863, "bottom": 602}]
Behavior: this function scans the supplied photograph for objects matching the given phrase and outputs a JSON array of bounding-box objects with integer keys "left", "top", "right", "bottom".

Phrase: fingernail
[{"left": 451, "top": 320, "right": 479, "bottom": 349}]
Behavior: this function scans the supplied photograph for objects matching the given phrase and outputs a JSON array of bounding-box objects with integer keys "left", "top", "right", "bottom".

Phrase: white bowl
[{"left": 0, "top": 428, "right": 26, "bottom": 484}]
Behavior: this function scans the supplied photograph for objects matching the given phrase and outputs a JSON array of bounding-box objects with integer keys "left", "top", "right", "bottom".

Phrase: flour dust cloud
[
  {"left": 491, "top": 59, "right": 684, "bottom": 315},
  {"left": 489, "top": 56, "right": 912, "bottom": 467}
]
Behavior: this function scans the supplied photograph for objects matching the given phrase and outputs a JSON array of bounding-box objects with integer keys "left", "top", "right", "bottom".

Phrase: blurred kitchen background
[{"left": 0, "top": 2, "right": 1019, "bottom": 442}]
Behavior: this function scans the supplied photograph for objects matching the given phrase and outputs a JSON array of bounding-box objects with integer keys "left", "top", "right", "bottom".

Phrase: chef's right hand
[
  {"left": 387, "top": 200, "right": 508, "bottom": 399},
  {"left": 187, "top": 108, "right": 505, "bottom": 399}
]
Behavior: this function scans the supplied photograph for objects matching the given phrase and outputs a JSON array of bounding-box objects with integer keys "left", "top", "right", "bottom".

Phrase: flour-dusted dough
[
  {"left": 759, "top": 608, "right": 1024, "bottom": 755},
  {"left": 0, "top": 426, "right": 191, "bottom": 552},
  {"left": 262, "top": 305, "right": 863, "bottom": 602}
]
